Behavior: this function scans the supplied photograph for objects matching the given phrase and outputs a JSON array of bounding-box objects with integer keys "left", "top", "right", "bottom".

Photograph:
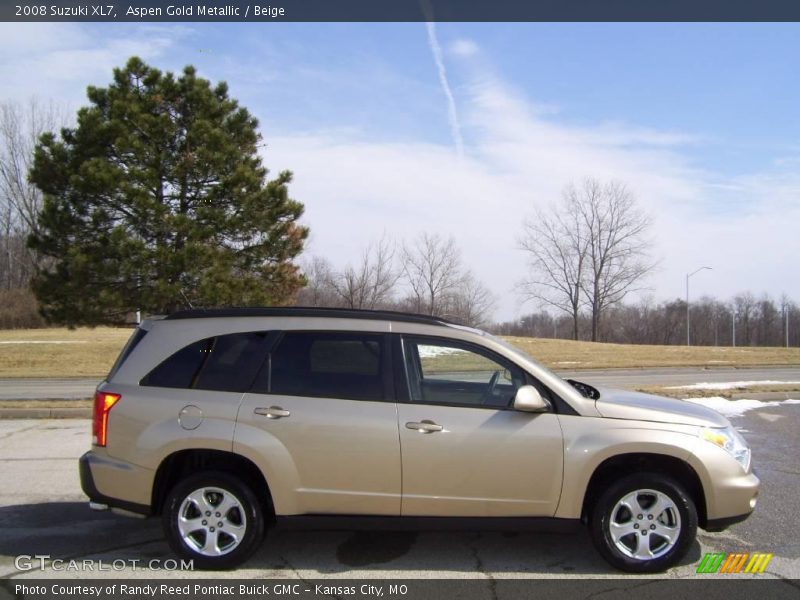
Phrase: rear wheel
[
  {"left": 589, "top": 473, "right": 697, "bottom": 573},
  {"left": 162, "top": 471, "right": 264, "bottom": 569}
]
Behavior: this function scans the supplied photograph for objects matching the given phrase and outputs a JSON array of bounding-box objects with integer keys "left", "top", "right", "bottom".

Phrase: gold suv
[{"left": 80, "top": 308, "right": 759, "bottom": 572}]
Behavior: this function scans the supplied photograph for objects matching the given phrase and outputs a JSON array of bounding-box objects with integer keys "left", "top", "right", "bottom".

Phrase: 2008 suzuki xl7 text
[{"left": 80, "top": 307, "right": 759, "bottom": 572}]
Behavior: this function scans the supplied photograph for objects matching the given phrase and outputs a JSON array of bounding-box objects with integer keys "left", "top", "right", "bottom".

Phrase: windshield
[
  {"left": 482, "top": 331, "right": 600, "bottom": 399},
  {"left": 482, "top": 331, "right": 562, "bottom": 379}
]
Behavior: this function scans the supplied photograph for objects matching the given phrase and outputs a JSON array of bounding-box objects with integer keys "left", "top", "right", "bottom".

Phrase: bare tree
[
  {"left": 295, "top": 255, "right": 338, "bottom": 307},
  {"left": 401, "top": 233, "right": 464, "bottom": 316},
  {"left": 0, "top": 100, "right": 67, "bottom": 235},
  {"left": 733, "top": 292, "right": 757, "bottom": 346},
  {"left": 449, "top": 272, "right": 495, "bottom": 328},
  {"left": 575, "top": 178, "right": 656, "bottom": 341},
  {"left": 330, "top": 235, "right": 400, "bottom": 309},
  {"left": 518, "top": 187, "right": 588, "bottom": 340},
  {"left": 0, "top": 99, "right": 68, "bottom": 290},
  {"left": 518, "top": 178, "right": 654, "bottom": 341}
]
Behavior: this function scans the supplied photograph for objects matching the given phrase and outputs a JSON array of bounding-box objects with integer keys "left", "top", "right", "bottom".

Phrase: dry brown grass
[
  {"left": 636, "top": 383, "right": 800, "bottom": 399},
  {"left": 0, "top": 327, "right": 133, "bottom": 377},
  {"left": 505, "top": 337, "right": 800, "bottom": 370},
  {"left": 0, "top": 328, "right": 798, "bottom": 378}
]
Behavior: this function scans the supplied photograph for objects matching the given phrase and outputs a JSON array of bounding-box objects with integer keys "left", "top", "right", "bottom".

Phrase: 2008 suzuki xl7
[{"left": 80, "top": 307, "right": 759, "bottom": 572}]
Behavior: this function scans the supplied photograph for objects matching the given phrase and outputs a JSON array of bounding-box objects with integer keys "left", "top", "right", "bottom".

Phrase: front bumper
[
  {"left": 705, "top": 511, "right": 754, "bottom": 532},
  {"left": 687, "top": 437, "right": 761, "bottom": 530},
  {"left": 79, "top": 451, "right": 152, "bottom": 516},
  {"left": 701, "top": 469, "right": 759, "bottom": 530}
]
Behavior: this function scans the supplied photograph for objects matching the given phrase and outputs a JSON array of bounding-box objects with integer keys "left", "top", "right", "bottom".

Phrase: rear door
[
  {"left": 397, "top": 336, "right": 564, "bottom": 517},
  {"left": 235, "top": 331, "right": 401, "bottom": 516}
]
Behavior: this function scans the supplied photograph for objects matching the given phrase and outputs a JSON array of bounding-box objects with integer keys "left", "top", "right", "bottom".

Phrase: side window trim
[
  {"left": 188, "top": 337, "right": 216, "bottom": 389},
  {"left": 380, "top": 333, "right": 396, "bottom": 402},
  {"left": 392, "top": 334, "right": 411, "bottom": 403},
  {"left": 242, "top": 331, "right": 282, "bottom": 394}
]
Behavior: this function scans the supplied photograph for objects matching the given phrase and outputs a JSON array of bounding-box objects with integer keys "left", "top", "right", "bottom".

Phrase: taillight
[{"left": 93, "top": 391, "right": 120, "bottom": 447}]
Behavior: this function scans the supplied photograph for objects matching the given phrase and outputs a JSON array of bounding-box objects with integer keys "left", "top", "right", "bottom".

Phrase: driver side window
[{"left": 402, "top": 337, "right": 525, "bottom": 409}]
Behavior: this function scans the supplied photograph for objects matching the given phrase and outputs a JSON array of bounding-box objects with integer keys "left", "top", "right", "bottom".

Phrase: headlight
[{"left": 700, "top": 426, "right": 751, "bottom": 471}]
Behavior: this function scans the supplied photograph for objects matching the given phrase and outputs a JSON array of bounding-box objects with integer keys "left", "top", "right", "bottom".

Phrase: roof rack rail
[{"left": 163, "top": 306, "right": 455, "bottom": 327}]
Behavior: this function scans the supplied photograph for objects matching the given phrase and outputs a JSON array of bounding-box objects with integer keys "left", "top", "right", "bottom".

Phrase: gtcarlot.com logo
[
  {"left": 14, "top": 555, "right": 194, "bottom": 572},
  {"left": 696, "top": 552, "right": 773, "bottom": 574}
]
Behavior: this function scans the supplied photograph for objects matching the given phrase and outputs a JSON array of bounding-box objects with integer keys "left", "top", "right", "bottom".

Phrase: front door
[{"left": 397, "top": 336, "right": 564, "bottom": 517}]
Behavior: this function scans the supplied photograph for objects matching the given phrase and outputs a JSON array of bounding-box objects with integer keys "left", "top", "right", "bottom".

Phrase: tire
[
  {"left": 589, "top": 473, "right": 698, "bottom": 573},
  {"left": 162, "top": 471, "right": 265, "bottom": 570}
]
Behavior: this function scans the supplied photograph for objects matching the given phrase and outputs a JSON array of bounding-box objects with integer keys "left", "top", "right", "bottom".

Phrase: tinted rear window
[
  {"left": 194, "top": 332, "right": 268, "bottom": 392},
  {"left": 141, "top": 338, "right": 213, "bottom": 389},
  {"left": 141, "top": 332, "right": 269, "bottom": 392},
  {"left": 253, "top": 331, "right": 385, "bottom": 401},
  {"left": 107, "top": 327, "right": 148, "bottom": 380}
]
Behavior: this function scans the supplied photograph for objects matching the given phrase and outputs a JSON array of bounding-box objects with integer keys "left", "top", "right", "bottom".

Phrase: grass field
[
  {"left": 0, "top": 327, "right": 131, "bottom": 377},
  {"left": 506, "top": 336, "right": 800, "bottom": 370},
  {"left": 0, "top": 327, "right": 799, "bottom": 378}
]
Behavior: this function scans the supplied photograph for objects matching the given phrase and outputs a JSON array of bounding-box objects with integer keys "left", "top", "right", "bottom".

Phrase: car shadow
[
  {"left": 0, "top": 502, "right": 703, "bottom": 577},
  {"left": 0, "top": 502, "right": 162, "bottom": 559}
]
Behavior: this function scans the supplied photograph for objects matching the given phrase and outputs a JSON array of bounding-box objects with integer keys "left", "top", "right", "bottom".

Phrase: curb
[{"left": 0, "top": 407, "right": 91, "bottom": 419}]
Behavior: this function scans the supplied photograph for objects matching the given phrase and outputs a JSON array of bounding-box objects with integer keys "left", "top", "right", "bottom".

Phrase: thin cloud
[
  {"left": 424, "top": 21, "right": 465, "bottom": 158},
  {"left": 450, "top": 39, "right": 479, "bottom": 58}
]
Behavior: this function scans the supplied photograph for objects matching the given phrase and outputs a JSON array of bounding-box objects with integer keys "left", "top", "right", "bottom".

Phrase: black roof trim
[{"left": 163, "top": 307, "right": 455, "bottom": 327}]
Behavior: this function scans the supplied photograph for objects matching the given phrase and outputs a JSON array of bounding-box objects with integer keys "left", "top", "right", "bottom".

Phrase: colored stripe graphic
[
  {"left": 697, "top": 552, "right": 726, "bottom": 573},
  {"left": 744, "top": 553, "right": 774, "bottom": 573},
  {"left": 697, "top": 552, "right": 773, "bottom": 574}
]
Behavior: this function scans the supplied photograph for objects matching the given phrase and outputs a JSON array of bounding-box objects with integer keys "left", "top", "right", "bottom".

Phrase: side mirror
[{"left": 513, "top": 385, "right": 550, "bottom": 413}]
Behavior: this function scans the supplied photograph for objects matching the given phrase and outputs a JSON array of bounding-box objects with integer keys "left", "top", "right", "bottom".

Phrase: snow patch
[
  {"left": 418, "top": 346, "right": 465, "bottom": 358},
  {"left": 684, "top": 396, "right": 800, "bottom": 418},
  {"left": 667, "top": 380, "right": 800, "bottom": 390}
]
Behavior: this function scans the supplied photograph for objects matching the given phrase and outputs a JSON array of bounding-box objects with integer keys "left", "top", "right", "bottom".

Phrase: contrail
[{"left": 424, "top": 20, "right": 465, "bottom": 158}]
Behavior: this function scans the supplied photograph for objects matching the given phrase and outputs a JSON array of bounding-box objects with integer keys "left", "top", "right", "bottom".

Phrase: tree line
[{"left": 493, "top": 293, "right": 799, "bottom": 348}]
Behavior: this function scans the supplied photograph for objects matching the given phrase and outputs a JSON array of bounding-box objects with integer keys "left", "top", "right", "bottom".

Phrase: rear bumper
[{"left": 79, "top": 451, "right": 152, "bottom": 516}]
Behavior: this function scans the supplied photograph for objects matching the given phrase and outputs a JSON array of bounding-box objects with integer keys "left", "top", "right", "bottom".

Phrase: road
[
  {"left": 0, "top": 402, "right": 798, "bottom": 580},
  {"left": 1, "top": 367, "right": 800, "bottom": 400}
]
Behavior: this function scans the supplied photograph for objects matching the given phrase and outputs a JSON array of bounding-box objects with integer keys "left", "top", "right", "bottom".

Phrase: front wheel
[
  {"left": 162, "top": 471, "right": 265, "bottom": 570},
  {"left": 589, "top": 473, "right": 698, "bottom": 573}
]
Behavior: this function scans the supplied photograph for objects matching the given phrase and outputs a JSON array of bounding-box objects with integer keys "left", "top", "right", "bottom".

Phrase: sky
[{"left": 1, "top": 21, "right": 798, "bottom": 320}]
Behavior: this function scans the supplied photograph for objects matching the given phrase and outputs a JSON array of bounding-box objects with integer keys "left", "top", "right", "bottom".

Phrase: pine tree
[{"left": 29, "top": 57, "right": 308, "bottom": 325}]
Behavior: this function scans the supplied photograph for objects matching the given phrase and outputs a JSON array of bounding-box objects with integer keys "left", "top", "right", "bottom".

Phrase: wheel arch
[
  {"left": 152, "top": 449, "right": 274, "bottom": 522},
  {"left": 580, "top": 453, "right": 708, "bottom": 528}
]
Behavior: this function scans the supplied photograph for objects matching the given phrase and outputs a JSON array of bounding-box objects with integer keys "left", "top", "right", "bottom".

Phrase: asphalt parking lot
[{"left": 0, "top": 403, "right": 798, "bottom": 581}]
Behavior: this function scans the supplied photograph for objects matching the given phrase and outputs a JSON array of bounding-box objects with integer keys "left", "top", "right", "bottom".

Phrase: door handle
[
  {"left": 254, "top": 406, "right": 291, "bottom": 419},
  {"left": 405, "top": 420, "right": 443, "bottom": 433}
]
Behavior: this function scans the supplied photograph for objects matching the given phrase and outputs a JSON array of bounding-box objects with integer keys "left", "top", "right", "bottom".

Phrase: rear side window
[
  {"left": 141, "top": 332, "right": 269, "bottom": 392},
  {"left": 107, "top": 327, "right": 148, "bottom": 380},
  {"left": 253, "top": 332, "right": 385, "bottom": 401},
  {"left": 194, "top": 332, "right": 268, "bottom": 392}
]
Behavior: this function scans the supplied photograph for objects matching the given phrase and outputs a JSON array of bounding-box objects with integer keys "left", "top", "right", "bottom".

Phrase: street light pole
[
  {"left": 686, "top": 266, "right": 712, "bottom": 346},
  {"left": 732, "top": 311, "right": 737, "bottom": 347}
]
